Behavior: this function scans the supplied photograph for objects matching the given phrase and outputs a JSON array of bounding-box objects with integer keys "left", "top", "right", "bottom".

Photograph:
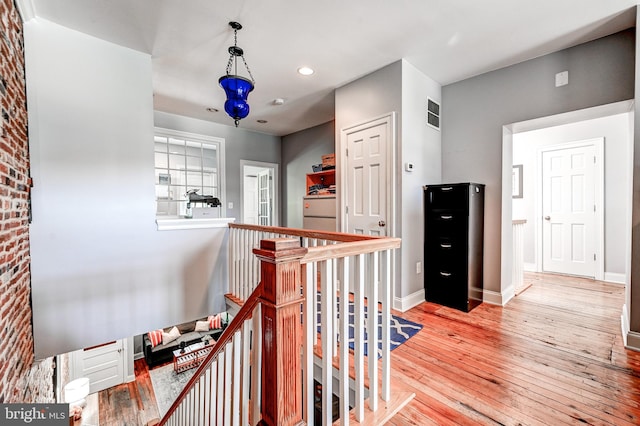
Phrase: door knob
[
  {"left": 544, "top": 216, "right": 551, "bottom": 221},
  {"left": 378, "top": 220, "right": 386, "bottom": 227}
]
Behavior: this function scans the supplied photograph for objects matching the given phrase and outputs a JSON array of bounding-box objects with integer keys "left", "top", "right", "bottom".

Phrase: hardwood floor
[
  {"left": 388, "top": 273, "right": 640, "bottom": 425},
  {"left": 98, "top": 272, "right": 640, "bottom": 425},
  {"left": 95, "top": 359, "right": 160, "bottom": 426}
]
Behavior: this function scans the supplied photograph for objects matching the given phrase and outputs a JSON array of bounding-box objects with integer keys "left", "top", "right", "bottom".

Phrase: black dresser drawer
[
  {"left": 425, "top": 184, "right": 469, "bottom": 210},
  {"left": 426, "top": 211, "right": 468, "bottom": 239}
]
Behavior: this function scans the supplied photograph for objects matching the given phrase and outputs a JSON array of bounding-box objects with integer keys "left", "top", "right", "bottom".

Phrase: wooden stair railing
[
  {"left": 227, "top": 224, "right": 413, "bottom": 425},
  {"left": 159, "top": 238, "right": 308, "bottom": 426}
]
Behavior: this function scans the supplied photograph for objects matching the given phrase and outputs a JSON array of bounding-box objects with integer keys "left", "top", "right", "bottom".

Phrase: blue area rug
[{"left": 316, "top": 294, "right": 422, "bottom": 358}]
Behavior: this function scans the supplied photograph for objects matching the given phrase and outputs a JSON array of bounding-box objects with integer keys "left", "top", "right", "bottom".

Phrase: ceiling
[{"left": 22, "top": 0, "right": 638, "bottom": 136}]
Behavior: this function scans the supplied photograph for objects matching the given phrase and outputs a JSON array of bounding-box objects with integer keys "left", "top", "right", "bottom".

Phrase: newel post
[{"left": 253, "top": 238, "right": 308, "bottom": 426}]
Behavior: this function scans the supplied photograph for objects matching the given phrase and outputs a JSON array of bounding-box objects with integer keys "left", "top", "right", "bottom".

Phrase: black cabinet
[{"left": 424, "top": 183, "right": 484, "bottom": 312}]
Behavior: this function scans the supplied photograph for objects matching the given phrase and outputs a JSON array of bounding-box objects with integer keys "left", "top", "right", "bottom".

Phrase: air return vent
[{"left": 427, "top": 97, "right": 440, "bottom": 130}]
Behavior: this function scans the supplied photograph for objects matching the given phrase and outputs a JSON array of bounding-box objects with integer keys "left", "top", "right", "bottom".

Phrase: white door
[
  {"left": 258, "top": 169, "right": 272, "bottom": 226},
  {"left": 542, "top": 142, "right": 599, "bottom": 277},
  {"left": 72, "top": 340, "right": 125, "bottom": 394},
  {"left": 344, "top": 116, "right": 392, "bottom": 236},
  {"left": 243, "top": 174, "right": 258, "bottom": 225}
]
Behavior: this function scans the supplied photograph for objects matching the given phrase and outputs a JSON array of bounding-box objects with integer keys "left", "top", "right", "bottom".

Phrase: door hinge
[
  {"left": 594, "top": 205, "right": 596, "bottom": 212},
  {"left": 345, "top": 205, "right": 349, "bottom": 214},
  {"left": 594, "top": 253, "right": 596, "bottom": 261}
]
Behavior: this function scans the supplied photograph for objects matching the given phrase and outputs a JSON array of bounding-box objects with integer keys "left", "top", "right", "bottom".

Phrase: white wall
[
  {"left": 25, "top": 19, "right": 229, "bottom": 358},
  {"left": 513, "top": 112, "right": 632, "bottom": 280}
]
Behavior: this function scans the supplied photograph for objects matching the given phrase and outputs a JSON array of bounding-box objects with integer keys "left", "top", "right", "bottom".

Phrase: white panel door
[
  {"left": 345, "top": 120, "right": 388, "bottom": 236},
  {"left": 257, "top": 169, "right": 272, "bottom": 226},
  {"left": 243, "top": 175, "right": 258, "bottom": 225},
  {"left": 72, "top": 340, "right": 125, "bottom": 394},
  {"left": 542, "top": 144, "right": 596, "bottom": 277}
]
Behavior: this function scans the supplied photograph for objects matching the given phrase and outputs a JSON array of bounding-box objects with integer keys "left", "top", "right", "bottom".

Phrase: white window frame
[{"left": 154, "top": 127, "right": 226, "bottom": 218}]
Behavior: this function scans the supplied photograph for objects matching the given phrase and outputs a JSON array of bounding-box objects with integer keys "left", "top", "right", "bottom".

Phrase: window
[{"left": 154, "top": 128, "right": 225, "bottom": 217}]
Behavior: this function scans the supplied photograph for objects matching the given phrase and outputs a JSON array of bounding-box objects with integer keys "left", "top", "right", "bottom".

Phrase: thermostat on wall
[{"left": 405, "top": 162, "right": 414, "bottom": 172}]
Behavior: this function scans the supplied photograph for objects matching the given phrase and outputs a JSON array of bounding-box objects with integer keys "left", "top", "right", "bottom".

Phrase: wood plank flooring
[
  {"left": 95, "top": 359, "right": 160, "bottom": 426},
  {"left": 98, "top": 272, "right": 640, "bottom": 425},
  {"left": 388, "top": 273, "right": 640, "bottom": 425}
]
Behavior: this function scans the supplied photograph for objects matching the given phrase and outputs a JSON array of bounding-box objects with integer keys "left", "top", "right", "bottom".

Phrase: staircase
[{"left": 158, "top": 224, "right": 414, "bottom": 425}]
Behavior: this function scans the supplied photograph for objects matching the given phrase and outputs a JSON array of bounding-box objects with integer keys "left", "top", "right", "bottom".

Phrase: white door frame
[
  {"left": 536, "top": 138, "right": 604, "bottom": 280},
  {"left": 240, "top": 160, "right": 279, "bottom": 226},
  {"left": 339, "top": 112, "right": 397, "bottom": 300},
  {"left": 501, "top": 100, "right": 633, "bottom": 306}
]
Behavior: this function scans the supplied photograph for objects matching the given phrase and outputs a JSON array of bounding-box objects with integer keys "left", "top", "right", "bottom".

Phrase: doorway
[
  {"left": 504, "top": 101, "right": 633, "bottom": 303},
  {"left": 240, "top": 160, "right": 279, "bottom": 226}
]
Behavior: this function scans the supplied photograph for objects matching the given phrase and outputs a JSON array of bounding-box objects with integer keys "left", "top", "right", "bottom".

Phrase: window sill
[{"left": 156, "top": 217, "right": 236, "bottom": 231}]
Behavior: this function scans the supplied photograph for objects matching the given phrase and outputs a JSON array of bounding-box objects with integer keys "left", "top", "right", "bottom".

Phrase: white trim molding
[
  {"left": 621, "top": 304, "right": 630, "bottom": 347},
  {"left": 15, "top": 0, "right": 36, "bottom": 22},
  {"left": 626, "top": 332, "right": 640, "bottom": 353},
  {"left": 604, "top": 272, "right": 626, "bottom": 285},
  {"left": 483, "top": 286, "right": 515, "bottom": 306},
  {"left": 156, "top": 217, "right": 235, "bottom": 231},
  {"left": 393, "top": 289, "right": 425, "bottom": 312}
]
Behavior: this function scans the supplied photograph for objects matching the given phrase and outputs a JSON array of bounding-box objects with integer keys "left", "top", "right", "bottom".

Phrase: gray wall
[
  {"left": 155, "top": 111, "right": 282, "bottom": 223},
  {"left": 442, "top": 29, "right": 635, "bottom": 297},
  {"left": 335, "top": 60, "right": 443, "bottom": 307},
  {"left": 281, "top": 121, "right": 335, "bottom": 228}
]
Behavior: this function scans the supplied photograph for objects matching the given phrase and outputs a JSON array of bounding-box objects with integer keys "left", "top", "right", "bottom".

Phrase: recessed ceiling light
[
  {"left": 297, "top": 66, "right": 314, "bottom": 76},
  {"left": 257, "top": 119, "right": 268, "bottom": 124},
  {"left": 206, "top": 107, "right": 219, "bottom": 113},
  {"left": 273, "top": 98, "right": 285, "bottom": 105}
]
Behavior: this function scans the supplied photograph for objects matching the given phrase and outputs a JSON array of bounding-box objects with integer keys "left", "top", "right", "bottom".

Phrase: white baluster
[
  {"left": 339, "top": 256, "right": 350, "bottom": 425},
  {"left": 368, "top": 251, "right": 379, "bottom": 411},
  {"left": 381, "top": 249, "right": 391, "bottom": 401},
  {"left": 354, "top": 253, "right": 365, "bottom": 422},
  {"left": 250, "top": 304, "right": 262, "bottom": 426},
  {"left": 241, "top": 319, "right": 251, "bottom": 426},
  {"left": 320, "top": 259, "right": 334, "bottom": 426},
  {"left": 224, "top": 342, "right": 233, "bottom": 426},
  {"left": 217, "top": 352, "right": 225, "bottom": 425},
  {"left": 232, "top": 330, "right": 241, "bottom": 426},
  {"left": 303, "top": 262, "right": 315, "bottom": 426}
]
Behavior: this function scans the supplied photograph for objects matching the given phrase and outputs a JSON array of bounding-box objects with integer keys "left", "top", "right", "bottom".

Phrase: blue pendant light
[{"left": 220, "top": 22, "right": 255, "bottom": 127}]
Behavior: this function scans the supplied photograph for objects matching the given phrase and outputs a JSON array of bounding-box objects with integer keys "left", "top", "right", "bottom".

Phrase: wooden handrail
[
  {"left": 302, "top": 237, "right": 401, "bottom": 264},
  {"left": 159, "top": 282, "right": 264, "bottom": 425},
  {"left": 230, "top": 222, "right": 385, "bottom": 242}
]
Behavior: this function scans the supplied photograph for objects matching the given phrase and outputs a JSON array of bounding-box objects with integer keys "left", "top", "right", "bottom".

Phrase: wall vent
[{"left": 427, "top": 97, "right": 440, "bottom": 130}]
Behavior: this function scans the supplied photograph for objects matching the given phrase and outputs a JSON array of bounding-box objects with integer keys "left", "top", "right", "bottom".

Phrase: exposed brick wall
[{"left": 0, "top": 0, "right": 54, "bottom": 403}]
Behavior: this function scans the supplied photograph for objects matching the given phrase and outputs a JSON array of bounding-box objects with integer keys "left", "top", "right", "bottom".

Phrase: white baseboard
[
  {"left": 524, "top": 262, "right": 537, "bottom": 272},
  {"left": 134, "top": 351, "right": 145, "bottom": 361},
  {"left": 626, "top": 331, "right": 640, "bottom": 353},
  {"left": 604, "top": 272, "right": 626, "bottom": 285},
  {"left": 621, "top": 304, "right": 630, "bottom": 347},
  {"left": 483, "top": 286, "right": 514, "bottom": 306},
  {"left": 393, "top": 289, "right": 425, "bottom": 312}
]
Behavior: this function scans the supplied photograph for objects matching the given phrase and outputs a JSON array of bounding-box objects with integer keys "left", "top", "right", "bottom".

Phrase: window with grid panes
[{"left": 154, "top": 129, "right": 224, "bottom": 217}]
